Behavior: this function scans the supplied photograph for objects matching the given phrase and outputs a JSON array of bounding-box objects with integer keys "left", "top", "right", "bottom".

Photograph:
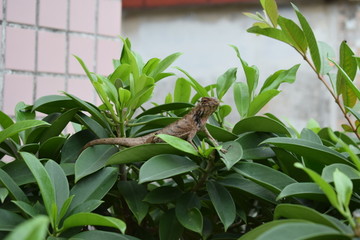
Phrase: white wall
[{"left": 122, "top": 1, "right": 360, "bottom": 130}]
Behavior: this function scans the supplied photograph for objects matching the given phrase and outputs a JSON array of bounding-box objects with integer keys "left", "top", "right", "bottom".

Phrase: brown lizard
[{"left": 82, "top": 97, "right": 220, "bottom": 150}]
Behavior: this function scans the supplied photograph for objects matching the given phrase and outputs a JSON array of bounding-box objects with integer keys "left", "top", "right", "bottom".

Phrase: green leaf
[
  {"left": 274, "top": 204, "right": 346, "bottom": 233},
  {"left": 32, "top": 95, "right": 76, "bottom": 114},
  {"left": 233, "top": 116, "right": 290, "bottom": 135},
  {"left": 159, "top": 210, "right": 184, "bottom": 240},
  {"left": 333, "top": 169, "right": 353, "bottom": 207},
  {"left": 61, "top": 130, "right": 97, "bottom": 163},
  {"left": 71, "top": 230, "right": 140, "bottom": 240},
  {"left": 0, "top": 111, "right": 18, "bottom": 143},
  {"left": 256, "top": 222, "right": 344, "bottom": 240},
  {"left": 0, "top": 187, "right": 9, "bottom": 202},
  {"left": 4, "top": 216, "right": 49, "bottom": 240},
  {"left": 109, "top": 63, "right": 131, "bottom": 84},
  {"left": 151, "top": 52, "right": 182, "bottom": 81},
  {"left": 220, "top": 174, "right": 277, "bottom": 204},
  {"left": 234, "top": 162, "right": 297, "bottom": 193},
  {"left": 75, "top": 145, "right": 117, "bottom": 182},
  {"left": 0, "top": 120, "right": 49, "bottom": 144},
  {"left": 69, "top": 167, "right": 117, "bottom": 212},
  {"left": 175, "top": 67, "right": 209, "bottom": 97},
  {"left": 174, "top": 78, "right": 191, "bottom": 103},
  {"left": 230, "top": 45, "right": 259, "bottom": 98},
  {"left": 277, "top": 182, "right": 325, "bottom": 201},
  {"left": 260, "top": 64, "right": 300, "bottom": 93},
  {"left": 45, "top": 160, "right": 69, "bottom": 217},
  {"left": 322, "top": 164, "right": 360, "bottom": 183},
  {"left": 218, "top": 104, "right": 232, "bottom": 119},
  {"left": 295, "top": 163, "right": 340, "bottom": 209},
  {"left": 216, "top": 67, "right": 237, "bottom": 100},
  {"left": 137, "top": 102, "right": 193, "bottom": 118},
  {"left": 248, "top": 89, "right": 280, "bottom": 116},
  {"left": 247, "top": 26, "right": 290, "bottom": 44},
  {"left": 220, "top": 141, "right": 243, "bottom": 170},
  {"left": 0, "top": 208, "right": 25, "bottom": 231},
  {"left": 118, "top": 181, "right": 149, "bottom": 224},
  {"left": 272, "top": 148, "right": 308, "bottom": 181},
  {"left": 139, "top": 154, "right": 198, "bottom": 183},
  {"left": 144, "top": 186, "right": 182, "bottom": 204},
  {"left": 74, "top": 55, "right": 96, "bottom": 82},
  {"left": 175, "top": 193, "right": 203, "bottom": 234},
  {"left": 292, "top": 4, "right": 321, "bottom": 72},
  {"left": 20, "top": 153, "right": 56, "bottom": 224},
  {"left": 61, "top": 212, "right": 126, "bottom": 234},
  {"left": 0, "top": 168, "right": 29, "bottom": 202},
  {"left": 262, "top": 137, "right": 352, "bottom": 166},
  {"left": 278, "top": 16, "right": 308, "bottom": 53},
  {"left": 206, "top": 181, "right": 236, "bottom": 231},
  {"left": 39, "top": 136, "right": 66, "bottom": 160},
  {"left": 12, "top": 200, "right": 40, "bottom": 218},
  {"left": 233, "top": 82, "right": 249, "bottom": 117},
  {"left": 260, "top": 0, "right": 278, "bottom": 27},
  {"left": 157, "top": 134, "right": 199, "bottom": 156}
]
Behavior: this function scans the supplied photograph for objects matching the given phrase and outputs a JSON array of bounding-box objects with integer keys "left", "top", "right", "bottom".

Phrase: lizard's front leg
[{"left": 203, "top": 127, "right": 227, "bottom": 153}]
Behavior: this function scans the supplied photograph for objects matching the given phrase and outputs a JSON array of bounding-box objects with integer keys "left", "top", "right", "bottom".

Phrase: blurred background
[{"left": 0, "top": 0, "right": 359, "bottom": 130}]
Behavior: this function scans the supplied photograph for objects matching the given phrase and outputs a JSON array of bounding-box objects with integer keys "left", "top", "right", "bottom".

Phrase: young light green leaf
[
  {"left": 233, "top": 82, "right": 250, "bottom": 118},
  {"left": 174, "top": 77, "right": 191, "bottom": 103},
  {"left": 278, "top": 16, "right": 308, "bottom": 54},
  {"left": 295, "top": 163, "right": 340, "bottom": 209},
  {"left": 4, "top": 216, "right": 49, "bottom": 240},
  {"left": 218, "top": 104, "right": 232, "bottom": 119},
  {"left": 260, "top": 0, "right": 279, "bottom": 27},
  {"left": 292, "top": 4, "right": 321, "bottom": 73},
  {"left": 61, "top": 212, "right": 126, "bottom": 234},
  {"left": 216, "top": 67, "right": 237, "bottom": 100},
  {"left": 333, "top": 169, "right": 353, "bottom": 208},
  {"left": 139, "top": 154, "right": 198, "bottom": 183},
  {"left": 247, "top": 89, "right": 280, "bottom": 116},
  {"left": 175, "top": 67, "right": 209, "bottom": 97},
  {"left": 206, "top": 181, "right": 236, "bottom": 231},
  {"left": 150, "top": 52, "right": 182, "bottom": 81},
  {"left": 247, "top": 26, "right": 290, "bottom": 45},
  {"left": 0, "top": 120, "right": 49, "bottom": 144},
  {"left": 156, "top": 134, "right": 199, "bottom": 156}
]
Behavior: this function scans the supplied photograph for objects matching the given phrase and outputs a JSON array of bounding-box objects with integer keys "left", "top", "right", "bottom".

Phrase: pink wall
[{"left": 0, "top": 0, "right": 122, "bottom": 116}]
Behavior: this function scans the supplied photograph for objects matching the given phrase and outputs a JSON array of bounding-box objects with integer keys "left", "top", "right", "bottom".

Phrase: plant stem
[{"left": 302, "top": 54, "right": 360, "bottom": 140}]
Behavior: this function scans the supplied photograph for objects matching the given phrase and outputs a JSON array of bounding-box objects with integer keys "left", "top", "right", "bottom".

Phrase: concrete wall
[{"left": 122, "top": 1, "right": 360, "bottom": 130}]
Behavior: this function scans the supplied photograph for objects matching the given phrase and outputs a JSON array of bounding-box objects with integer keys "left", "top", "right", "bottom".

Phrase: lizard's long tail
[{"left": 82, "top": 137, "right": 147, "bottom": 151}]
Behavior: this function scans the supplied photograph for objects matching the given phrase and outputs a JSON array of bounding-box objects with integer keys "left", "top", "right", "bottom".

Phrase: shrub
[{"left": 0, "top": 1, "right": 360, "bottom": 239}]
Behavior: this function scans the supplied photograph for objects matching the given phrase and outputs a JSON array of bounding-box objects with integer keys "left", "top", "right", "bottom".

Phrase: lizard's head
[{"left": 198, "top": 97, "right": 220, "bottom": 115}]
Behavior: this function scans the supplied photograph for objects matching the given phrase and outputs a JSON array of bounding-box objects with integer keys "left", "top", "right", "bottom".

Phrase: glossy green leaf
[
  {"left": 45, "top": 160, "right": 69, "bottom": 214},
  {"left": 247, "top": 26, "right": 290, "bottom": 44},
  {"left": 295, "top": 163, "right": 340, "bottom": 209},
  {"left": 322, "top": 164, "right": 360, "bottom": 183},
  {"left": 61, "top": 130, "right": 97, "bottom": 163},
  {"left": 0, "top": 187, "right": 9, "bottom": 202},
  {"left": 175, "top": 193, "right": 203, "bottom": 234},
  {"left": 157, "top": 134, "right": 199, "bottom": 156},
  {"left": 260, "top": 0, "right": 278, "bottom": 27},
  {"left": 71, "top": 231, "right": 140, "bottom": 240},
  {"left": 292, "top": 4, "right": 321, "bottom": 72},
  {"left": 272, "top": 148, "right": 308, "bottom": 181},
  {"left": 75, "top": 145, "right": 118, "bottom": 182},
  {"left": 61, "top": 212, "right": 126, "bottom": 234},
  {"left": 12, "top": 200, "right": 39, "bottom": 218},
  {"left": 216, "top": 67, "right": 237, "bottom": 100},
  {"left": 32, "top": 95, "right": 77, "bottom": 114},
  {"left": 318, "top": 41, "right": 335, "bottom": 75},
  {"left": 274, "top": 204, "right": 346, "bottom": 232},
  {"left": 118, "top": 181, "right": 149, "bottom": 224},
  {"left": 109, "top": 63, "right": 131, "bottom": 83},
  {"left": 233, "top": 116, "right": 290, "bottom": 135},
  {"left": 107, "top": 143, "right": 189, "bottom": 165},
  {"left": 69, "top": 167, "right": 117, "bottom": 212},
  {"left": 234, "top": 162, "right": 296, "bottom": 193},
  {"left": 263, "top": 137, "right": 352, "bottom": 166},
  {"left": 151, "top": 52, "right": 182, "bottom": 80},
  {"left": 159, "top": 210, "right": 184, "bottom": 240},
  {"left": 300, "top": 128, "right": 322, "bottom": 144},
  {"left": 248, "top": 89, "right": 280, "bottom": 116},
  {"left": 277, "top": 182, "right": 325, "bottom": 201},
  {"left": 333, "top": 169, "right": 353, "bottom": 207},
  {"left": 67, "top": 199, "right": 103, "bottom": 216},
  {"left": 0, "top": 120, "right": 49, "bottom": 144},
  {"left": 257, "top": 222, "right": 344, "bottom": 240},
  {"left": 174, "top": 77, "right": 191, "bottom": 103},
  {"left": 233, "top": 82, "right": 249, "bottom": 117},
  {"left": 278, "top": 16, "right": 308, "bottom": 53},
  {"left": 139, "top": 154, "right": 198, "bottom": 183},
  {"left": 220, "top": 141, "right": 243, "bottom": 170},
  {"left": 39, "top": 136, "right": 66, "bottom": 160},
  {"left": 236, "top": 132, "right": 275, "bottom": 160},
  {"left": 0, "top": 111, "right": 18, "bottom": 143},
  {"left": 260, "top": 64, "right": 300, "bottom": 93},
  {"left": 218, "top": 104, "right": 232, "bottom": 119},
  {"left": 0, "top": 168, "right": 28, "bottom": 202},
  {"left": 21, "top": 152, "right": 56, "bottom": 222},
  {"left": 0, "top": 209, "right": 25, "bottom": 231},
  {"left": 219, "top": 174, "right": 277, "bottom": 204},
  {"left": 4, "top": 215, "right": 49, "bottom": 240},
  {"left": 206, "top": 181, "right": 236, "bottom": 231}
]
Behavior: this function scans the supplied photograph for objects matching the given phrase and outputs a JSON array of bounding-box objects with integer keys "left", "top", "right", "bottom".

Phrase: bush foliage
[{"left": 1, "top": 1, "right": 360, "bottom": 239}]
